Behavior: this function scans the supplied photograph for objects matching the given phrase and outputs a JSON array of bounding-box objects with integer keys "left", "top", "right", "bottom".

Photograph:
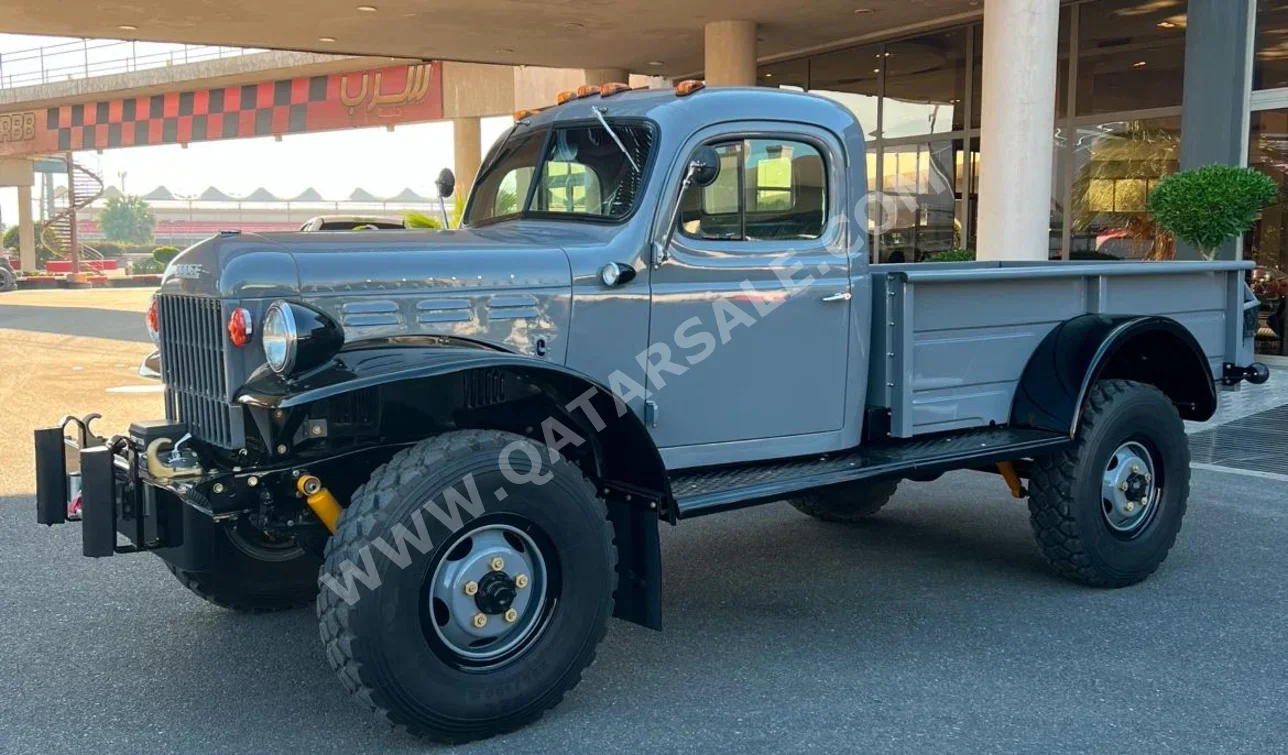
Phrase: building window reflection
[
  {"left": 883, "top": 29, "right": 967, "bottom": 139},
  {"left": 808, "top": 44, "right": 883, "bottom": 142},
  {"left": 1075, "top": 0, "right": 1186, "bottom": 115},
  {"left": 878, "top": 140, "right": 962, "bottom": 262},
  {"left": 1248, "top": 109, "right": 1288, "bottom": 355},
  {"left": 1255, "top": 0, "right": 1288, "bottom": 90},
  {"left": 1068, "top": 118, "right": 1181, "bottom": 260}
]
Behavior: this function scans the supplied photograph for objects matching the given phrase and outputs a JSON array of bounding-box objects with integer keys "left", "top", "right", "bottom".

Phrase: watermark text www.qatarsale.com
[{"left": 321, "top": 183, "right": 938, "bottom": 604}]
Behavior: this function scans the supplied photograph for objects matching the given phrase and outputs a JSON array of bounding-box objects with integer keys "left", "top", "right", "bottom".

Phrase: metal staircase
[{"left": 42, "top": 154, "right": 105, "bottom": 268}]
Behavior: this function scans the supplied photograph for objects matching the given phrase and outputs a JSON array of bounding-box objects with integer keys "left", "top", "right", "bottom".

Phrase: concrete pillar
[
  {"left": 1178, "top": 0, "right": 1256, "bottom": 260},
  {"left": 975, "top": 0, "right": 1060, "bottom": 262},
  {"left": 583, "top": 68, "right": 629, "bottom": 86},
  {"left": 704, "top": 21, "right": 757, "bottom": 86},
  {"left": 453, "top": 116, "right": 482, "bottom": 206},
  {"left": 17, "top": 185, "right": 35, "bottom": 272}
]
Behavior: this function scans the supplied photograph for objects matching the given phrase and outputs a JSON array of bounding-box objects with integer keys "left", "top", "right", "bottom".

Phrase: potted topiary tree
[{"left": 1147, "top": 164, "right": 1280, "bottom": 258}]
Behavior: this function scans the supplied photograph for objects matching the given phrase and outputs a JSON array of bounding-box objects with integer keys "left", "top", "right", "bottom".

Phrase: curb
[{"left": 13, "top": 274, "right": 162, "bottom": 290}]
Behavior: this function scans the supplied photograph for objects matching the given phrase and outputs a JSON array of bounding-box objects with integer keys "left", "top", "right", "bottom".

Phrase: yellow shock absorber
[
  {"left": 297, "top": 474, "right": 342, "bottom": 534},
  {"left": 997, "top": 461, "right": 1026, "bottom": 499}
]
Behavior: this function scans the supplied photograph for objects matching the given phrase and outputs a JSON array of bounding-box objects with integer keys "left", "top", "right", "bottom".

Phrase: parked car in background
[
  {"left": 298, "top": 215, "right": 407, "bottom": 232},
  {"left": 0, "top": 255, "right": 16, "bottom": 292}
]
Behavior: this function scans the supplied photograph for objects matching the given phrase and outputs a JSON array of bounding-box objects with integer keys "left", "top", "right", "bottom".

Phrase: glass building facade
[
  {"left": 754, "top": 0, "right": 1288, "bottom": 353},
  {"left": 755, "top": 0, "right": 1201, "bottom": 264}
]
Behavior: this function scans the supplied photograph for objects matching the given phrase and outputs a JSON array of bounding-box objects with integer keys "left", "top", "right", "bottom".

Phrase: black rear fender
[{"left": 1012, "top": 314, "right": 1218, "bottom": 436}]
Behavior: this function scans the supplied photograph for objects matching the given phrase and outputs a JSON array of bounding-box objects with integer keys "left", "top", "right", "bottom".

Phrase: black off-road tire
[
  {"left": 0, "top": 266, "right": 15, "bottom": 293},
  {"left": 318, "top": 429, "right": 616, "bottom": 744},
  {"left": 165, "top": 526, "right": 321, "bottom": 612},
  {"left": 788, "top": 480, "right": 899, "bottom": 522},
  {"left": 1028, "top": 379, "right": 1190, "bottom": 588}
]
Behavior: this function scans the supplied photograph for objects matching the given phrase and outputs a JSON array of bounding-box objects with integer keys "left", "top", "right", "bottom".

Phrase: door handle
[{"left": 821, "top": 292, "right": 852, "bottom": 303}]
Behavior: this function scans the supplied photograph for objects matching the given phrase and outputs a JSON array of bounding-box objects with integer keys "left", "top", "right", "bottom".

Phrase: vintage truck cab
[{"left": 34, "top": 81, "right": 1269, "bottom": 743}]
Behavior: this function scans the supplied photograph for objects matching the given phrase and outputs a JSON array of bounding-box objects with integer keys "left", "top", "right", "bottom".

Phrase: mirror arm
[
  {"left": 438, "top": 195, "right": 451, "bottom": 229},
  {"left": 653, "top": 167, "right": 696, "bottom": 269}
]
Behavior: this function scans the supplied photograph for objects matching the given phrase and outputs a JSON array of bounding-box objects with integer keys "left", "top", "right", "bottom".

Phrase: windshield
[{"left": 464, "top": 122, "right": 654, "bottom": 225}]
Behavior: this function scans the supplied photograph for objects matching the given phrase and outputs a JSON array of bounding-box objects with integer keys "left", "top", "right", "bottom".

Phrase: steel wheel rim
[
  {"left": 426, "top": 522, "right": 550, "bottom": 665},
  {"left": 1101, "top": 440, "right": 1160, "bottom": 535}
]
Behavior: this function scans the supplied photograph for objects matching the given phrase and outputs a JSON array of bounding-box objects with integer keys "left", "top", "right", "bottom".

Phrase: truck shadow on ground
[{"left": 2, "top": 481, "right": 1095, "bottom": 751}]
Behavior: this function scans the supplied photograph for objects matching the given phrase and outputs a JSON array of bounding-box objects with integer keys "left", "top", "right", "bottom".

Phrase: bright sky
[{"left": 0, "top": 34, "right": 512, "bottom": 226}]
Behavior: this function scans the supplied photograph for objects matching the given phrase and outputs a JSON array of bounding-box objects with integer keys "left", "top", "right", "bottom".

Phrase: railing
[{"left": 0, "top": 38, "right": 265, "bottom": 89}]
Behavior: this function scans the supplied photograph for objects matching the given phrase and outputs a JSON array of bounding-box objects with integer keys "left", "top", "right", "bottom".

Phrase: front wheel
[
  {"left": 0, "top": 266, "right": 15, "bottom": 293},
  {"left": 318, "top": 430, "right": 616, "bottom": 743},
  {"left": 1027, "top": 380, "right": 1190, "bottom": 587}
]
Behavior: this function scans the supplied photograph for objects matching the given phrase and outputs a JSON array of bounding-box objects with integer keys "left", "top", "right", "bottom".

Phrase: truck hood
[{"left": 157, "top": 227, "right": 573, "bottom": 299}]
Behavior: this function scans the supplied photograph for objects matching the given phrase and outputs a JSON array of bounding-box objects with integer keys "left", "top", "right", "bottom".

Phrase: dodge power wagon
[{"left": 35, "top": 81, "right": 1270, "bottom": 742}]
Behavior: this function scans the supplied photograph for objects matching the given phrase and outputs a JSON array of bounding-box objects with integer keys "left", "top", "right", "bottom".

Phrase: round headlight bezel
[{"left": 262, "top": 300, "right": 298, "bottom": 374}]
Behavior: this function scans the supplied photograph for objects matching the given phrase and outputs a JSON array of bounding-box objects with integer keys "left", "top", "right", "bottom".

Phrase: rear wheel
[
  {"left": 166, "top": 521, "right": 321, "bottom": 612},
  {"left": 788, "top": 480, "right": 899, "bottom": 522},
  {"left": 318, "top": 429, "right": 616, "bottom": 743},
  {"left": 1027, "top": 380, "right": 1190, "bottom": 587},
  {"left": 0, "top": 266, "right": 15, "bottom": 293}
]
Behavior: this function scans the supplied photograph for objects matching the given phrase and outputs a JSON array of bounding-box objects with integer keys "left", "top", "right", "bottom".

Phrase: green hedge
[
  {"left": 152, "top": 246, "right": 181, "bottom": 266},
  {"left": 926, "top": 248, "right": 976, "bottom": 262}
]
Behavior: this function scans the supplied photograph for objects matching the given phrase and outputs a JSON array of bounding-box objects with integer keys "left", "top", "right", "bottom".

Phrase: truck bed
[{"left": 867, "top": 260, "right": 1255, "bottom": 438}]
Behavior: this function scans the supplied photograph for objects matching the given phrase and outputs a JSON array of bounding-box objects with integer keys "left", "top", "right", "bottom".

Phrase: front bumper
[{"left": 34, "top": 416, "right": 226, "bottom": 568}]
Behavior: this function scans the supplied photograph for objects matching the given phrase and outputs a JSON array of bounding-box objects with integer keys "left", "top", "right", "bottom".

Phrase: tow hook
[
  {"left": 144, "top": 434, "right": 203, "bottom": 479},
  {"left": 298, "top": 475, "right": 342, "bottom": 534},
  {"left": 1222, "top": 362, "right": 1271, "bottom": 386}
]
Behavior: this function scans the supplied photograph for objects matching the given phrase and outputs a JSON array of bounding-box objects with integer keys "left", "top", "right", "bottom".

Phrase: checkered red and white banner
[{"left": 0, "top": 61, "right": 442, "bottom": 157}]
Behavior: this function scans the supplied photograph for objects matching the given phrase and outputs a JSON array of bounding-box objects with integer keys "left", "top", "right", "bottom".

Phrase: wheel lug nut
[
  {"left": 472, "top": 613, "right": 488, "bottom": 628},
  {"left": 1119, "top": 482, "right": 1129, "bottom": 492},
  {"left": 463, "top": 581, "right": 478, "bottom": 596},
  {"left": 504, "top": 608, "right": 518, "bottom": 623},
  {"left": 515, "top": 574, "right": 529, "bottom": 589},
  {"left": 1124, "top": 501, "right": 1136, "bottom": 513},
  {"left": 1143, "top": 473, "right": 1151, "bottom": 483},
  {"left": 490, "top": 557, "right": 505, "bottom": 571}
]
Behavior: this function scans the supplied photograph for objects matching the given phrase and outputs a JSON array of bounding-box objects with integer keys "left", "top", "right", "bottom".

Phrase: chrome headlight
[
  {"left": 262, "top": 301, "right": 298, "bottom": 374},
  {"left": 261, "top": 300, "right": 344, "bottom": 376}
]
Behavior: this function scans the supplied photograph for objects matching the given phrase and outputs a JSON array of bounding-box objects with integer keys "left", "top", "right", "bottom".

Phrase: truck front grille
[{"left": 157, "top": 294, "right": 242, "bottom": 448}]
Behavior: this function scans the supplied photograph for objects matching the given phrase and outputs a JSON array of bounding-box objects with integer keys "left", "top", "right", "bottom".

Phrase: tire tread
[
  {"left": 1027, "top": 379, "right": 1190, "bottom": 587},
  {"left": 317, "top": 429, "right": 616, "bottom": 743}
]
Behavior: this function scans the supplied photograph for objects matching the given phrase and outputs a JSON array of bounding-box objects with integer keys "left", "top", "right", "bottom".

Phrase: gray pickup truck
[{"left": 34, "top": 82, "right": 1270, "bottom": 743}]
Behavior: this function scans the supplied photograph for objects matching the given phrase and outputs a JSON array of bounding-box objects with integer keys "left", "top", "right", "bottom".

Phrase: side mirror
[
  {"left": 435, "top": 168, "right": 456, "bottom": 199},
  {"left": 690, "top": 146, "right": 721, "bottom": 188},
  {"left": 652, "top": 145, "right": 724, "bottom": 268}
]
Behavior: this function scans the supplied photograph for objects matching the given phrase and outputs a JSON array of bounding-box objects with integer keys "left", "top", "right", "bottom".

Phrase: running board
[{"left": 669, "top": 427, "right": 1070, "bottom": 519}]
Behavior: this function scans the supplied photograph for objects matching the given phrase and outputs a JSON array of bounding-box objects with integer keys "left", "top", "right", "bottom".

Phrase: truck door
[{"left": 646, "top": 125, "right": 857, "bottom": 463}]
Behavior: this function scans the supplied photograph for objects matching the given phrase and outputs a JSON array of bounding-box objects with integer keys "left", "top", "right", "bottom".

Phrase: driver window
[{"left": 679, "top": 138, "right": 827, "bottom": 242}]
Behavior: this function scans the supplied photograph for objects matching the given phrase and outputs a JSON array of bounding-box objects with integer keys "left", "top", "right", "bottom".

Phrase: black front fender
[
  {"left": 1011, "top": 314, "right": 1218, "bottom": 436},
  {"left": 237, "top": 339, "right": 669, "bottom": 630},
  {"left": 236, "top": 340, "right": 666, "bottom": 490}
]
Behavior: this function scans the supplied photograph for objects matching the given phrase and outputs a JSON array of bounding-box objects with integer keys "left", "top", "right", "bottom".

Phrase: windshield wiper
[{"left": 591, "top": 106, "right": 640, "bottom": 173}]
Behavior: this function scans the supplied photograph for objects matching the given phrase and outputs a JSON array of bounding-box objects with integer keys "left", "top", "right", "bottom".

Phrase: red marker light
[
  {"left": 227, "top": 307, "right": 253, "bottom": 347},
  {"left": 146, "top": 298, "right": 160, "bottom": 343}
]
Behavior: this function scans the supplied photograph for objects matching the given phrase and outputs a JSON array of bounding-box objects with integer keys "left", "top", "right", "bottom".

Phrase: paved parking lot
[{"left": 2, "top": 291, "right": 1286, "bottom": 754}]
